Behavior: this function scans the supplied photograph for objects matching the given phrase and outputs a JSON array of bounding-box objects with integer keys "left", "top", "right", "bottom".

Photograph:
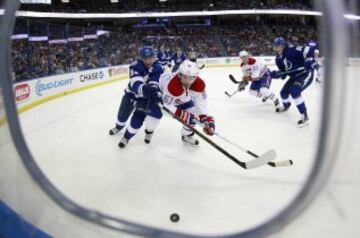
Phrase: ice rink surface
[{"left": 17, "top": 66, "right": 322, "bottom": 236}]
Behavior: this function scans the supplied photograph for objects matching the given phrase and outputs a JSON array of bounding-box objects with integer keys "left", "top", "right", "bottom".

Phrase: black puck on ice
[{"left": 170, "top": 213, "right": 180, "bottom": 222}]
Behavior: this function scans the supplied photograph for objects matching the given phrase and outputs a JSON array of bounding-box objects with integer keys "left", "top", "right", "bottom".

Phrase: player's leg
[
  {"left": 109, "top": 93, "right": 135, "bottom": 135},
  {"left": 143, "top": 102, "right": 163, "bottom": 144},
  {"left": 249, "top": 81, "right": 261, "bottom": 98},
  {"left": 289, "top": 72, "right": 313, "bottom": 126},
  {"left": 260, "top": 87, "right": 280, "bottom": 107},
  {"left": 289, "top": 85, "right": 309, "bottom": 126},
  {"left": 119, "top": 99, "right": 148, "bottom": 148},
  {"left": 178, "top": 102, "right": 199, "bottom": 146},
  {"left": 258, "top": 76, "right": 280, "bottom": 107},
  {"left": 276, "top": 80, "right": 292, "bottom": 112}
]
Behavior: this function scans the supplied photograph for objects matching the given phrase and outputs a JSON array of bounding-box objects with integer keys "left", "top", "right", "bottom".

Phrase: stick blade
[
  {"left": 245, "top": 150, "right": 276, "bottom": 169},
  {"left": 225, "top": 91, "right": 231, "bottom": 97},
  {"left": 268, "top": 160, "right": 294, "bottom": 167},
  {"left": 229, "top": 74, "right": 240, "bottom": 84}
]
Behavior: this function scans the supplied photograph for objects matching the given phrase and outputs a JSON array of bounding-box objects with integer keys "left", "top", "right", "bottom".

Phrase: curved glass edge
[{"left": 0, "top": 0, "right": 349, "bottom": 238}]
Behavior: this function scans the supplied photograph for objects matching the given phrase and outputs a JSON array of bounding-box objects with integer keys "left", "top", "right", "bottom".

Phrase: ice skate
[
  {"left": 298, "top": 112, "right": 309, "bottom": 128},
  {"left": 118, "top": 137, "right": 128, "bottom": 148},
  {"left": 144, "top": 130, "right": 154, "bottom": 144},
  {"left": 181, "top": 132, "right": 199, "bottom": 146}
]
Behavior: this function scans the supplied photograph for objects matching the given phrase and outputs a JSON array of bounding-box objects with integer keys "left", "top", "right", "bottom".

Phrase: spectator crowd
[
  {"left": 11, "top": 17, "right": 319, "bottom": 82},
  {"left": 18, "top": 0, "right": 314, "bottom": 13}
]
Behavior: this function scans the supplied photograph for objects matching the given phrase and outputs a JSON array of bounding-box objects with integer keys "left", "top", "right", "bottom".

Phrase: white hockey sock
[
  {"left": 260, "top": 87, "right": 278, "bottom": 102},
  {"left": 249, "top": 89, "right": 260, "bottom": 98},
  {"left": 144, "top": 116, "right": 161, "bottom": 132}
]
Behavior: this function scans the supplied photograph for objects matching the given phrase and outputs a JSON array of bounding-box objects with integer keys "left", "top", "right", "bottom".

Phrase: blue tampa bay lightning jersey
[
  {"left": 125, "top": 60, "right": 163, "bottom": 97},
  {"left": 171, "top": 53, "right": 187, "bottom": 67},
  {"left": 275, "top": 44, "right": 317, "bottom": 77},
  {"left": 157, "top": 51, "right": 170, "bottom": 66}
]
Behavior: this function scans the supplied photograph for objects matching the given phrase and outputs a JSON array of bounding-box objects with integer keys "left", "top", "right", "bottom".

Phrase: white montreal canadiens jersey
[
  {"left": 241, "top": 57, "right": 268, "bottom": 78},
  {"left": 159, "top": 73, "right": 208, "bottom": 116}
]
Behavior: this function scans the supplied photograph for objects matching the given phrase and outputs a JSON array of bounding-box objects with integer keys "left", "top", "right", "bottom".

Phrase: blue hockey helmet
[
  {"left": 140, "top": 46, "right": 155, "bottom": 58},
  {"left": 273, "top": 37, "right": 287, "bottom": 46}
]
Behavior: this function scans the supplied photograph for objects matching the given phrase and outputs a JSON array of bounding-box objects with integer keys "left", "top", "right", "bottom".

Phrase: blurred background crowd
[
  {"left": 6, "top": 0, "right": 359, "bottom": 82},
  {"left": 11, "top": 16, "right": 319, "bottom": 82}
]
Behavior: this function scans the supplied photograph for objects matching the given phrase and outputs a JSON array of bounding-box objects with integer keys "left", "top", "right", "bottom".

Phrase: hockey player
[
  {"left": 188, "top": 50, "right": 205, "bottom": 69},
  {"left": 307, "top": 40, "right": 322, "bottom": 83},
  {"left": 119, "top": 60, "right": 215, "bottom": 147},
  {"left": 157, "top": 45, "right": 170, "bottom": 70},
  {"left": 314, "top": 49, "right": 323, "bottom": 83},
  {"left": 160, "top": 60, "right": 215, "bottom": 145},
  {"left": 238, "top": 50, "right": 280, "bottom": 108},
  {"left": 109, "top": 46, "right": 163, "bottom": 137},
  {"left": 169, "top": 48, "right": 186, "bottom": 72},
  {"left": 270, "top": 37, "right": 318, "bottom": 127}
]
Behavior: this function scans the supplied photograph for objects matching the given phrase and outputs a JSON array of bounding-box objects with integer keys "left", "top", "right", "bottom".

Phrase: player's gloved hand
[
  {"left": 141, "top": 84, "right": 163, "bottom": 104},
  {"left": 270, "top": 70, "right": 287, "bottom": 80},
  {"left": 175, "top": 109, "right": 196, "bottom": 125},
  {"left": 242, "top": 75, "right": 251, "bottom": 81},
  {"left": 199, "top": 115, "right": 215, "bottom": 136},
  {"left": 270, "top": 70, "right": 280, "bottom": 78},
  {"left": 238, "top": 81, "right": 248, "bottom": 91},
  {"left": 304, "top": 58, "right": 318, "bottom": 71}
]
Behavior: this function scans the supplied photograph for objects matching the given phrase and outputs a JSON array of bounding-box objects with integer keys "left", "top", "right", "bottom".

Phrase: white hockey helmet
[
  {"left": 239, "top": 50, "right": 249, "bottom": 57},
  {"left": 239, "top": 50, "right": 249, "bottom": 64},
  {"left": 178, "top": 60, "right": 199, "bottom": 87}
]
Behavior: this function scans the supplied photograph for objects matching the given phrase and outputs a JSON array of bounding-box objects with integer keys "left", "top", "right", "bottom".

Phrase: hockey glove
[
  {"left": 270, "top": 70, "right": 280, "bottom": 78},
  {"left": 141, "top": 84, "right": 163, "bottom": 104},
  {"left": 238, "top": 81, "right": 248, "bottom": 91},
  {"left": 175, "top": 109, "right": 196, "bottom": 125},
  {"left": 199, "top": 115, "right": 215, "bottom": 136},
  {"left": 270, "top": 70, "right": 287, "bottom": 80}
]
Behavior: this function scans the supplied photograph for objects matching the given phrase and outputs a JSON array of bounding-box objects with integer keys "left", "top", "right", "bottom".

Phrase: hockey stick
[
  {"left": 224, "top": 89, "right": 239, "bottom": 98},
  {"left": 229, "top": 74, "right": 242, "bottom": 84},
  {"left": 193, "top": 120, "right": 293, "bottom": 167},
  {"left": 211, "top": 129, "right": 293, "bottom": 167},
  {"left": 162, "top": 106, "right": 276, "bottom": 169},
  {"left": 229, "top": 67, "right": 306, "bottom": 84}
]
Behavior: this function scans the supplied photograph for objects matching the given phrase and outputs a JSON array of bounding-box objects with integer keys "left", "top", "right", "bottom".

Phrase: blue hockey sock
[
  {"left": 124, "top": 112, "right": 145, "bottom": 140},
  {"left": 297, "top": 102, "right": 307, "bottom": 114}
]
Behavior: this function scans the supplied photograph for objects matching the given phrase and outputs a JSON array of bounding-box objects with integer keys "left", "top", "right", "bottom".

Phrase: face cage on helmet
[{"left": 240, "top": 55, "right": 249, "bottom": 64}]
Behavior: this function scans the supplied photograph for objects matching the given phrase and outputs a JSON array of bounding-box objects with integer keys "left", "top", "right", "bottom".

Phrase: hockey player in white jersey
[
  {"left": 238, "top": 50, "right": 280, "bottom": 108},
  {"left": 160, "top": 60, "right": 215, "bottom": 145},
  {"left": 161, "top": 60, "right": 215, "bottom": 145},
  {"left": 314, "top": 49, "right": 323, "bottom": 83}
]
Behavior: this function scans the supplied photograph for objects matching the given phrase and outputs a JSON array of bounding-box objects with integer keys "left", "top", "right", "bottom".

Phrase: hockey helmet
[
  {"left": 140, "top": 46, "right": 155, "bottom": 58},
  {"left": 178, "top": 60, "right": 199, "bottom": 87},
  {"left": 273, "top": 37, "right": 287, "bottom": 46}
]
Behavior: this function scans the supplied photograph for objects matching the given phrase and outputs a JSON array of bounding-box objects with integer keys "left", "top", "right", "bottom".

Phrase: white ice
[{"left": 17, "top": 66, "right": 322, "bottom": 236}]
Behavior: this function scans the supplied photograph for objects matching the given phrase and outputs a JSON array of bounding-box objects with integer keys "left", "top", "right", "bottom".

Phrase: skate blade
[{"left": 182, "top": 140, "right": 199, "bottom": 147}]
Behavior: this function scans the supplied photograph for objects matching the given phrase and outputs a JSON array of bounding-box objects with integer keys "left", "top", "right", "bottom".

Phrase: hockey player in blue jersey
[
  {"left": 157, "top": 45, "right": 170, "bottom": 70},
  {"left": 170, "top": 48, "right": 186, "bottom": 72},
  {"left": 270, "top": 37, "right": 318, "bottom": 127},
  {"left": 117, "top": 48, "right": 164, "bottom": 148},
  {"left": 109, "top": 46, "right": 164, "bottom": 141}
]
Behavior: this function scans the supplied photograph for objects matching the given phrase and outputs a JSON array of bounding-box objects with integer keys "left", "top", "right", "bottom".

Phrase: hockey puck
[{"left": 170, "top": 213, "right": 180, "bottom": 222}]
